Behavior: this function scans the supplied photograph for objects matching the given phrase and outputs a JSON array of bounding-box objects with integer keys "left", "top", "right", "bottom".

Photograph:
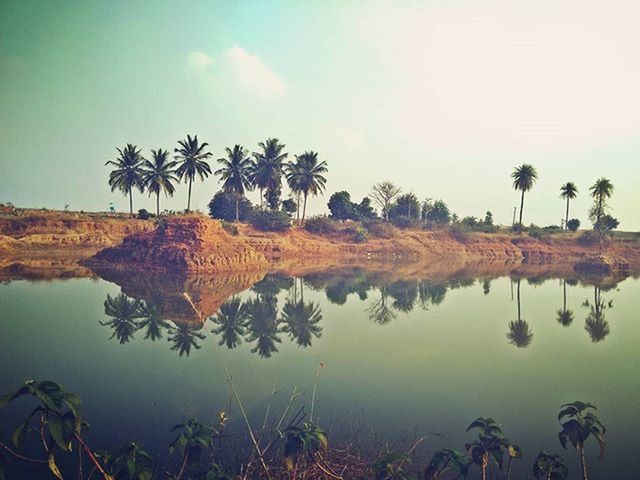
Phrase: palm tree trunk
[
  {"left": 235, "top": 195, "right": 240, "bottom": 223},
  {"left": 296, "top": 191, "right": 301, "bottom": 224},
  {"left": 596, "top": 194, "right": 603, "bottom": 229},
  {"left": 157, "top": 191, "right": 160, "bottom": 217},
  {"left": 578, "top": 443, "right": 588, "bottom": 480},
  {"left": 301, "top": 192, "right": 308, "bottom": 225},
  {"left": 565, "top": 197, "right": 570, "bottom": 230},
  {"left": 518, "top": 189, "right": 525, "bottom": 225},
  {"left": 129, "top": 187, "right": 133, "bottom": 217},
  {"left": 517, "top": 279, "right": 521, "bottom": 321},
  {"left": 187, "top": 177, "right": 193, "bottom": 212}
]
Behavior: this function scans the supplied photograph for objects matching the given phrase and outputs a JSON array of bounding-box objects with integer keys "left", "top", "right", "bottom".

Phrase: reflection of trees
[
  {"left": 482, "top": 279, "right": 491, "bottom": 295},
  {"left": 281, "top": 300, "right": 322, "bottom": 347},
  {"left": 138, "top": 301, "right": 170, "bottom": 340},
  {"left": 507, "top": 279, "right": 533, "bottom": 348},
  {"left": 210, "top": 297, "right": 247, "bottom": 349},
  {"left": 101, "top": 293, "right": 143, "bottom": 344},
  {"left": 367, "top": 285, "right": 397, "bottom": 325},
  {"left": 251, "top": 275, "right": 294, "bottom": 299},
  {"left": 244, "top": 297, "right": 282, "bottom": 358},
  {"left": 556, "top": 279, "right": 574, "bottom": 327},
  {"left": 388, "top": 280, "right": 418, "bottom": 313},
  {"left": 583, "top": 286, "right": 612, "bottom": 343},
  {"left": 418, "top": 281, "right": 447, "bottom": 308}
]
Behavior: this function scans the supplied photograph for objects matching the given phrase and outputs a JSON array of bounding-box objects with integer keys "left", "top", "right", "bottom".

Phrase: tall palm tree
[
  {"left": 215, "top": 145, "right": 254, "bottom": 222},
  {"left": 588, "top": 178, "right": 614, "bottom": 230},
  {"left": 252, "top": 138, "right": 288, "bottom": 208},
  {"left": 507, "top": 279, "right": 533, "bottom": 348},
  {"left": 286, "top": 151, "right": 327, "bottom": 224},
  {"left": 511, "top": 164, "right": 538, "bottom": 226},
  {"left": 560, "top": 182, "right": 578, "bottom": 230},
  {"left": 465, "top": 417, "right": 510, "bottom": 480},
  {"left": 142, "top": 149, "right": 178, "bottom": 216},
  {"left": 284, "top": 160, "right": 303, "bottom": 222},
  {"left": 174, "top": 135, "right": 213, "bottom": 212},
  {"left": 558, "top": 401, "right": 606, "bottom": 480},
  {"left": 106, "top": 144, "right": 145, "bottom": 217}
]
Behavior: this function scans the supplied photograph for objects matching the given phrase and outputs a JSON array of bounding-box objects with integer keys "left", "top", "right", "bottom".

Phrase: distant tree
[
  {"left": 328, "top": 191, "right": 356, "bottom": 220},
  {"left": 370, "top": 181, "right": 401, "bottom": 221},
  {"left": 281, "top": 198, "right": 297, "bottom": 217},
  {"left": 355, "top": 197, "right": 376, "bottom": 220},
  {"left": 174, "top": 135, "right": 213, "bottom": 212},
  {"left": 596, "top": 214, "right": 619, "bottom": 232},
  {"left": 215, "top": 145, "right": 254, "bottom": 222},
  {"left": 588, "top": 178, "right": 614, "bottom": 231},
  {"left": 106, "top": 144, "right": 145, "bottom": 217},
  {"left": 389, "top": 192, "right": 420, "bottom": 220},
  {"left": 560, "top": 182, "right": 578, "bottom": 230},
  {"left": 484, "top": 211, "right": 494, "bottom": 226},
  {"left": 254, "top": 138, "right": 287, "bottom": 208},
  {"left": 142, "top": 148, "right": 178, "bottom": 216},
  {"left": 512, "top": 163, "right": 538, "bottom": 226},
  {"left": 566, "top": 218, "right": 580, "bottom": 232},
  {"left": 460, "top": 216, "right": 478, "bottom": 227},
  {"left": 264, "top": 183, "right": 282, "bottom": 211},
  {"left": 286, "top": 151, "right": 327, "bottom": 224},
  {"left": 208, "top": 191, "right": 253, "bottom": 222},
  {"left": 427, "top": 200, "right": 451, "bottom": 224}
]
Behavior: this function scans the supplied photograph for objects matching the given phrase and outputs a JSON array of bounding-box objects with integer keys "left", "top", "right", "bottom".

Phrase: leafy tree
[
  {"left": 142, "top": 148, "right": 178, "bottom": 216},
  {"left": 214, "top": 145, "right": 254, "bottom": 223},
  {"left": 426, "top": 200, "right": 451, "bottom": 224},
  {"left": 512, "top": 163, "right": 538, "bottom": 226},
  {"left": 328, "top": 191, "right": 357, "bottom": 220},
  {"left": 286, "top": 151, "right": 327, "bottom": 224},
  {"left": 106, "top": 144, "right": 145, "bottom": 217},
  {"left": 588, "top": 178, "right": 614, "bottom": 231},
  {"left": 263, "top": 183, "right": 282, "bottom": 210},
  {"left": 533, "top": 451, "right": 569, "bottom": 480},
  {"left": 560, "top": 182, "right": 578, "bottom": 231},
  {"left": 558, "top": 401, "right": 606, "bottom": 480},
  {"left": 210, "top": 298, "right": 247, "bottom": 349},
  {"left": 566, "top": 219, "right": 580, "bottom": 232},
  {"left": 174, "top": 134, "right": 213, "bottom": 212},
  {"left": 208, "top": 191, "right": 254, "bottom": 222},
  {"left": 389, "top": 193, "right": 420, "bottom": 220},
  {"left": 370, "top": 181, "right": 401, "bottom": 221},
  {"left": 596, "top": 214, "right": 619, "bottom": 232},
  {"left": 254, "top": 138, "right": 287, "bottom": 208},
  {"left": 281, "top": 198, "right": 297, "bottom": 217},
  {"left": 424, "top": 448, "right": 470, "bottom": 480},
  {"left": 484, "top": 211, "right": 494, "bottom": 226},
  {"left": 355, "top": 196, "right": 376, "bottom": 220},
  {"left": 249, "top": 209, "right": 291, "bottom": 232},
  {"left": 465, "top": 417, "right": 510, "bottom": 480}
]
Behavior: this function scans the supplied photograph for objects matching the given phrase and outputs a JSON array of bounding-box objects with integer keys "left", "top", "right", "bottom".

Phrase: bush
[
  {"left": 449, "top": 224, "right": 470, "bottom": 243},
  {"left": 304, "top": 216, "right": 338, "bottom": 235},
  {"left": 425, "top": 200, "right": 451, "bottom": 224},
  {"left": 364, "top": 219, "right": 395, "bottom": 238},
  {"left": 137, "top": 209, "right": 152, "bottom": 220},
  {"left": 528, "top": 224, "right": 544, "bottom": 239},
  {"left": 249, "top": 209, "right": 291, "bottom": 232},
  {"left": 220, "top": 220, "right": 239, "bottom": 236},
  {"left": 208, "top": 191, "right": 254, "bottom": 222},
  {"left": 578, "top": 230, "right": 601, "bottom": 246},
  {"left": 353, "top": 226, "right": 369, "bottom": 243},
  {"left": 390, "top": 215, "right": 419, "bottom": 229},
  {"left": 566, "top": 218, "right": 580, "bottom": 232}
]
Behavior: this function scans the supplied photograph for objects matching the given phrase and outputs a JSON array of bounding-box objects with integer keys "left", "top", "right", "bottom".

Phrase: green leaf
[
  {"left": 10, "top": 420, "right": 28, "bottom": 450},
  {"left": 48, "top": 415, "right": 73, "bottom": 451}
]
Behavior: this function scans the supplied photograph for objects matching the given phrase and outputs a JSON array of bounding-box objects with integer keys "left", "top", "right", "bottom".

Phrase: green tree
[
  {"left": 426, "top": 200, "right": 451, "bottom": 224},
  {"left": 559, "top": 182, "right": 578, "bottom": 231},
  {"left": 389, "top": 193, "right": 420, "bottom": 220},
  {"left": 214, "top": 145, "right": 254, "bottom": 222},
  {"left": 558, "top": 401, "right": 606, "bottom": 480},
  {"left": 253, "top": 138, "right": 288, "bottom": 208},
  {"left": 286, "top": 151, "right": 328, "bottom": 224},
  {"left": 174, "top": 134, "right": 213, "bottom": 212},
  {"left": 327, "top": 191, "right": 357, "bottom": 220},
  {"left": 208, "top": 191, "right": 254, "bottom": 222},
  {"left": 106, "top": 144, "right": 145, "bottom": 217},
  {"left": 511, "top": 163, "right": 538, "bottom": 226},
  {"left": 588, "top": 178, "right": 614, "bottom": 231},
  {"left": 371, "top": 181, "right": 401, "bottom": 221},
  {"left": 141, "top": 148, "right": 178, "bottom": 216}
]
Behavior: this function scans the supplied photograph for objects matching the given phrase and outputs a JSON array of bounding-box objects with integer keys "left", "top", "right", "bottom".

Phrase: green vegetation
[
  {"left": 511, "top": 163, "right": 538, "bottom": 227},
  {"left": 105, "top": 144, "right": 145, "bottom": 217},
  {"left": 560, "top": 182, "right": 578, "bottom": 230},
  {"left": 174, "top": 135, "right": 213, "bottom": 212},
  {"left": 142, "top": 149, "right": 178, "bottom": 216},
  {"left": 214, "top": 145, "right": 254, "bottom": 223}
]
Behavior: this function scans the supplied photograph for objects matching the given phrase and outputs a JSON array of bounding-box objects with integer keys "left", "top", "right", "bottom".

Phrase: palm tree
[
  {"left": 533, "top": 451, "right": 569, "bottom": 480},
  {"left": 507, "top": 279, "right": 533, "bottom": 348},
  {"left": 215, "top": 145, "right": 254, "bottom": 222},
  {"left": 588, "top": 178, "right": 614, "bottom": 230},
  {"left": 252, "top": 138, "right": 288, "bottom": 207},
  {"left": 556, "top": 280, "right": 574, "bottom": 326},
  {"left": 560, "top": 182, "right": 578, "bottom": 230},
  {"left": 100, "top": 293, "right": 143, "bottom": 343},
  {"left": 106, "top": 144, "right": 145, "bottom": 217},
  {"left": 558, "top": 401, "right": 606, "bottom": 480},
  {"left": 210, "top": 298, "right": 247, "bottom": 349},
  {"left": 286, "top": 151, "right": 327, "bottom": 224},
  {"left": 174, "top": 135, "right": 213, "bottom": 212},
  {"left": 284, "top": 160, "right": 303, "bottom": 222},
  {"left": 142, "top": 149, "right": 178, "bottom": 216},
  {"left": 511, "top": 163, "right": 538, "bottom": 226}
]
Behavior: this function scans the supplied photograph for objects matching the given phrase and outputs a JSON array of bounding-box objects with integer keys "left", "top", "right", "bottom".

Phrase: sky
[{"left": 1, "top": 0, "right": 639, "bottom": 229}]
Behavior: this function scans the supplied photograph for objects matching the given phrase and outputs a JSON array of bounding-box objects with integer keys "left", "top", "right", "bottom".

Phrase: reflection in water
[
  {"left": 556, "top": 279, "right": 575, "bottom": 327},
  {"left": 168, "top": 323, "right": 206, "bottom": 356},
  {"left": 507, "top": 279, "right": 533, "bottom": 348},
  {"left": 244, "top": 296, "right": 282, "bottom": 358},
  {"left": 280, "top": 278, "right": 323, "bottom": 347},
  {"left": 138, "top": 301, "right": 170, "bottom": 341},
  {"left": 210, "top": 298, "right": 247, "bottom": 349},
  {"left": 583, "top": 286, "right": 613, "bottom": 343},
  {"left": 101, "top": 293, "right": 143, "bottom": 344},
  {"left": 367, "top": 285, "right": 397, "bottom": 325}
]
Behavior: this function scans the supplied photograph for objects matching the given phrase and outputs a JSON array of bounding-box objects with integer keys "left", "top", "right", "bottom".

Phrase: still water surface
[{"left": 1, "top": 268, "right": 638, "bottom": 478}]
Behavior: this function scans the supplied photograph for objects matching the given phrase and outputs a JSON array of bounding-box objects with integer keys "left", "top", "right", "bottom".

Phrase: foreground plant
[
  {"left": 465, "top": 417, "right": 510, "bottom": 480},
  {"left": 558, "top": 401, "right": 606, "bottom": 480},
  {"left": 284, "top": 422, "right": 335, "bottom": 478},
  {"left": 424, "top": 448, "right": 470, "bottom": 480},
  {"left": 533, "top": 451, "right": 569, "bottom": 480}
]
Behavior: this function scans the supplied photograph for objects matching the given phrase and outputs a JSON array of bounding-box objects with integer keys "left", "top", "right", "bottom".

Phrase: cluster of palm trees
[
  {"left": 511, "top": 163, "right": 615, "bottom": 230},
  {"left": 106, "top": 136, "right": 328, "bottom": 222}
]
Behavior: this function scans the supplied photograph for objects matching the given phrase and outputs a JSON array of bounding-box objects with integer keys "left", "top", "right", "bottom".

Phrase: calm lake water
[{"left": 1, "top": 267, "right": 639, "bottom": 479}]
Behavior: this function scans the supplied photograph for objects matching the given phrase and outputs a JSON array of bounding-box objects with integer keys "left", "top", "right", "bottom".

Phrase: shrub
[
  {"left": 578, "top": 230, "right": 601, "bottom": 246},
  {"left": 304, "top": 216, "right": 337, "bottom": 235},
  {"left": 220, "top": 220, "right": 239, "bottom": 236},
  {"left": 208, "top": 191, "right": 254, "bottom": 222},
  {"left": 137, "top": 208, "right": 152, "bottom": 220},
  {"left": 364, "top": 219, "right": 395, "bottom": 238},
  {"left": 390, "top": 215, "right": 419, "bottom": 229},
  {"left": 353, "top": 226, "right": 369, "bottom": 243},
  {"left": 250, "top": 209, "right": 291, "bottom": 232},
  {"left": 528, "top": 224, "right": 544, "bottom": 239},
  {"left": 596, "top": 214, "right": 619, "bottom": 232},
  {"left": 448, "top": 223, "right": 470, "bottom": 243},
  {"left": 426, "top": 200, "right": 451, "bottom": 224},
  {"left": 328, "top": 191, "right": 357, "bottom": 221},
  {"left": 566, "top": 218, "right": 581, "bottom": 232},
  {"left": 281, "top": 198, "right": 297, "bottom": 217}
]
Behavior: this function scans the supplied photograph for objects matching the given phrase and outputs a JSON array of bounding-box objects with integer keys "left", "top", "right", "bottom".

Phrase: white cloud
[
  {"left": 225, "top": 45, "right": 286, "bottom": 98},
  {"left": 186, "top": 51, "right": 214, "bottom": 72}
]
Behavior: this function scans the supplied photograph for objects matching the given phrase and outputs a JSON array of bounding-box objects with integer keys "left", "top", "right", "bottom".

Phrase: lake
[{"left": 1, "top": 265, "right": 638, "bottom": 479}]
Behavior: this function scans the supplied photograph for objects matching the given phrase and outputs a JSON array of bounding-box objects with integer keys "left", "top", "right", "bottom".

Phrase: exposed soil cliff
[{"left": 85, "top": 216, "right": 269, "bottom": 273}]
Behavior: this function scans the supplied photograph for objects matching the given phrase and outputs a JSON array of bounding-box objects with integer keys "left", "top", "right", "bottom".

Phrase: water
[{"left": 1, "top": 266, "right": 639, "bottom": 479}]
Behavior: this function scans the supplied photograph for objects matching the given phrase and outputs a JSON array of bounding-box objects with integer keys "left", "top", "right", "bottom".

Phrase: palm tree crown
[
  {"left": 511, "top": 163, "right": 538, "bottom": 226},
  {"left": 252, "top": 138, "right": 288, "bottom": 206},
  {"left": 589, "top": 177, "right": 614, "bottom": 229},
  {"left": 142, "top": 149, "right": 178, "bottom": 216},
  {"left": 215, "top": 145, "right": 254, "bottom": 222},
  {"left": 106, "top": 144, "right": 145, "bottom": 216},
  {"left": 174, "top": 135, "right": 212, "bottom": 212},
  {"left": 560, "top": 182, "right": 578, "bottom": 230},
  {"left": 286, "top": 151, "right": 327, "bottom": 224}
]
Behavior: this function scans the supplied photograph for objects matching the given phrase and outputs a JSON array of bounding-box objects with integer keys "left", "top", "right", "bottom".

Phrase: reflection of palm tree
[
  {"left": 210, "top": 298, "right": 248, "bottom": 349},
  {"left": 482, "top": 279, "right": 491, "bottom": 295},
  {"left": 101, "top": 293, "right": 142, "bottom": 343},
  {"left": 244, "top": 297, "right": 282, "bottom": 358},
  {"left": 281, "top": 300, "right": 322, "bottom": 347},
  {"left": 556, "top": 279, "right": 574, "bottom": 327},
  {"left": 507, "top": 279, "right": 533, "bottom": 348},
  {"left": 138, "top": 301, "right": 170, "bottom": 341},
  {"left": 367, "top": 285, "right": 397, "bottom": 325},
  {"left": 583, "top": 286, "right": 611, "bottom": 342},
  {"left": 168, "top": 323, "right": 206, "bottom": 356}
]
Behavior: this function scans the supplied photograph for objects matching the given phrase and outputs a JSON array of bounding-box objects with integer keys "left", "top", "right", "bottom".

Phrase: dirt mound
[
  {"left": 86, "top": 216, "right": 268, "bottom": 273},
  {"left": 574, "top": 254, "right": 630, "bottom": 274}
]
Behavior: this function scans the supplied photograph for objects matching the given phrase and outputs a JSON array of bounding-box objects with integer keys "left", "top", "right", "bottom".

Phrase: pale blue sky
[{"left": 1, "top": 0, "right": 639, "bottom": 228}]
